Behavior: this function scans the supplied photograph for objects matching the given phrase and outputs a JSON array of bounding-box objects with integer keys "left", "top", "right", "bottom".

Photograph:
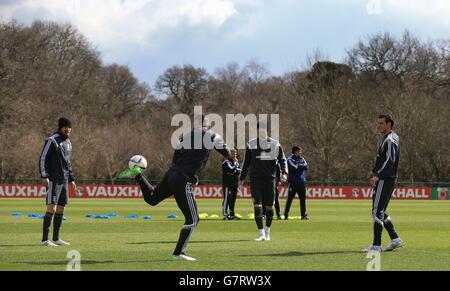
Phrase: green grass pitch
[{"left": 1, "top": 198, "right": 450, "bottom": 271}]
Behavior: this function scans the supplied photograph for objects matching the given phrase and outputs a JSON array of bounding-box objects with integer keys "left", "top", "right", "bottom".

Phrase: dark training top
[
  {"left": 222, "top": 158, "right": 241, "bottom": 187},
  {"left": 287, "top": 155, "right": 309, "bottom": 183},
  {"left": 171, "top": 128, "right": 231, "bottom": 183},
  {"left": 372, "top": 131, "right": 400, "bottom": 179},
  {"left": 240, "top": 137, "right": 288, "bottom": 181},
  {"left": 39, "top": 131, "right": 75, "bottom": 183}
]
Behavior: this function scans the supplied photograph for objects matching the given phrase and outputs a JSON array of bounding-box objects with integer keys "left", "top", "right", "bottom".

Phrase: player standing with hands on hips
[
  {"left": 240, "top": 122, "right": 288, "bottom": 241},
  {"left": 363, "top": 115, "right": 403, "bottom": 253},
  {"left": 39, "top": 117, "right": 76, "bottom": 247}
]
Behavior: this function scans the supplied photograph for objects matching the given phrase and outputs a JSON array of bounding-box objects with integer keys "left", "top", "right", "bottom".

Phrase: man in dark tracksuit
[
  {"left": 39, "top": 117, "right": 76, "bottom": 247},
  {"left": 363, "top": 115, "right": 403, "bottom": 253},
  {"left": 240, "top": 122, "right": 288, "bottom": 241},
  {"left": 285, "top": 146, "right": 309, "bottom": 220},
  {"left": 119, "top": 116, "right": 231, "bottom": 261},
  {"left": 222, "top": 149, "right": 241, "bottom": 220}
]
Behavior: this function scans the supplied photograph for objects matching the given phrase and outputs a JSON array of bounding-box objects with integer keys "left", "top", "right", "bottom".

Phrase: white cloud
[
  {"left": 382, "top": 0, "right": 450, "bottom": 27},
  {"left": 0, "top": 0, "right": 239, "bottom": 58}
]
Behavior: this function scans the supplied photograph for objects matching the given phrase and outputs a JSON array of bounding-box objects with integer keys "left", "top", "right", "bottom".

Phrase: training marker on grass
[
  {"left": 28, "top": 213, "right": 44, "bottom": 219},
  {"left": 124, "top": 215, "right": 138, "bottom": 219}
]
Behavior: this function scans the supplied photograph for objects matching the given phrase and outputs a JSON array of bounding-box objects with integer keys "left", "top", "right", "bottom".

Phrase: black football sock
[
  {"left": 42, "top": 212, "right": 53, "bottom": 242},
  {"left": 254, "top": 207, "right": 264, "bottom": 230},
  {"left": 265, "top": 207, "right": 274, "bottom": 228},
  {"left": 53, "top": 213, "right": 63, "bottom": 241}
]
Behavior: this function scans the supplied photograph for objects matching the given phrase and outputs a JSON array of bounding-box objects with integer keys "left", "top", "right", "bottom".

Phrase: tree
[{"left": 155, "top": 64, "right": 209, "bottom": 115}]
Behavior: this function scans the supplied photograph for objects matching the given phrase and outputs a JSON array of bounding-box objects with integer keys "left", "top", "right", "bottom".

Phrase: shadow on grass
[
  {"left": 13, "top": 259, "right": 168, "bottom": 266},
  {"left": 128, "top": 239, "right": 249, "bottom": 245},
  {"left": 240, "top": 250, "right": 361, "bottom": 257},
  {"left": 0, "top": 244, "right": 39, "bottom": 247}
]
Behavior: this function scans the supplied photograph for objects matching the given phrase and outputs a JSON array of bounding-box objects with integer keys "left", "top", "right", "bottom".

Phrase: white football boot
[
  {"left": 264, "top": 227, "right": 271, "bottom": 241},
  {"left": 362, "top": 245, "right": 382, "bottom": 253},
  {"left": 172, "top": 254, "right": 197, "bottom": 261},
  {"left": 383, "top": 238, "right": 404, "bottom": 252},
  {"left": 41, "top": 240, "right": 58, "bottom": 247},
  {"left": 53, "top": 239, "right": 71, "bottom": 246},
  {"left": 254, "top": 236, "right": 265, "bottom": 242},
  {"left": 255, "top": 229, "right": 266, "bottom": 241}
]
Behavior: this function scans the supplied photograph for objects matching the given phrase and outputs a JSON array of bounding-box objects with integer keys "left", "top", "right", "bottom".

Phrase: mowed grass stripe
[{"left": 0, "top": 199, "right": 449, "bottom": 271}]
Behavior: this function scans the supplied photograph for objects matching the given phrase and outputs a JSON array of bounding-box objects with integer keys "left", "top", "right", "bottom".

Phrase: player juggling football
[{"left": 118, "top": 115, "right": 231, "bottom": 261}]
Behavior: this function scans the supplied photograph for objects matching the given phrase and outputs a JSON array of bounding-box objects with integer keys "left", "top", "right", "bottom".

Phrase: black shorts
[
  {"left": 46, "top": 181, "right": 69, "bottom": 206},
  {"left": 250, "top": 178, "right": 276, "bottom": 206}
]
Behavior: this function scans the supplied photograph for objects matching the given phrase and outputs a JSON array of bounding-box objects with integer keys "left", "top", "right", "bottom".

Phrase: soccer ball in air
[{"left": 128, "top": 155, "right": 147, "bottom": 170}]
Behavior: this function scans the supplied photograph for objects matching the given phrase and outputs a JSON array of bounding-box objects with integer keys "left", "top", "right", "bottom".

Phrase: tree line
[{"left": 0, "top": 20, "right": 449, "bottom": 183}]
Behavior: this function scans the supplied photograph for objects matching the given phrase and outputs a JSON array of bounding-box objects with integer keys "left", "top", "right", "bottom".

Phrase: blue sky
[{"left": 1, "top": 0, "right": 449, "bottom": 86}]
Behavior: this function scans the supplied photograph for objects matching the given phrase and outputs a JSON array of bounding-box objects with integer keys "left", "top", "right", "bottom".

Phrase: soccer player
[
  {"left": 39, "top": 117, "right": 76, "bottom": 246},
  {"left": 363, "top": 115, "right": 403, "bottom": 253},
  {"left": 240, "top": 122, "right": 288, "bottom": 241},
  {"left": 284, "top": 146, "right": 309, "bottom": 220},
  {"left": 222, "top": 148, "right": 242, "bottom": 220},
  {"left": 118, "top": 115, "right": 231, "bottom": 261}
]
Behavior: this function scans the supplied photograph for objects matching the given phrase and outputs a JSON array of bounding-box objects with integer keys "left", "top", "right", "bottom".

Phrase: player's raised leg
[
  {"left": 136, "top": 171, "right": 172, "bottom": 206},
  {"left": 119, "top": 165, "right": 171, "bottom": 206}
]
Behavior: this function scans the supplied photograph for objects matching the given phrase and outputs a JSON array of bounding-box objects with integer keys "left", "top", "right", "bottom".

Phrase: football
[{"left": 128, "top": 155, "right": 147, "bottom": 170}]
